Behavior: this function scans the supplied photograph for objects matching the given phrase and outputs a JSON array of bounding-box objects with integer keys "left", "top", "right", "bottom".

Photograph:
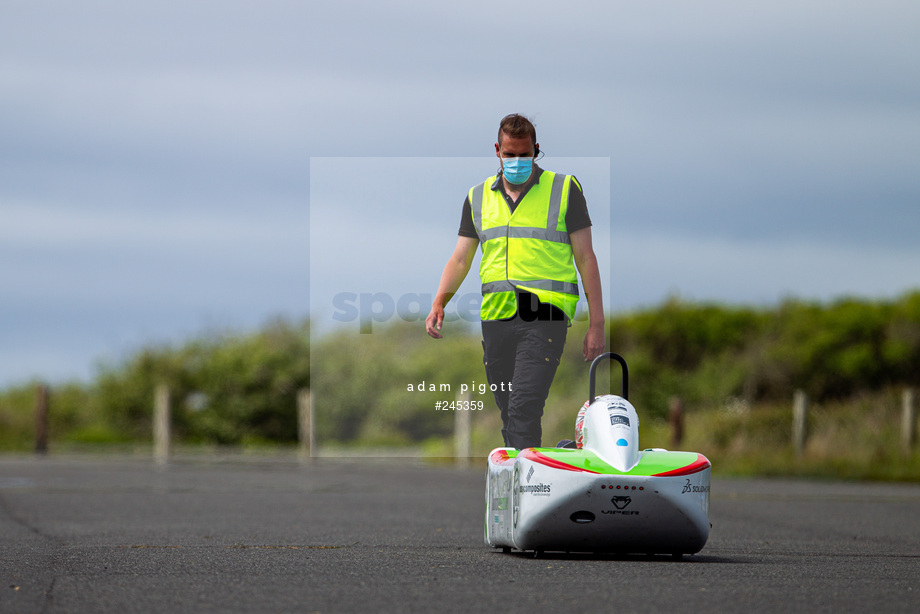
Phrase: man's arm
[
  {"left": 570, "top": 227, "right": 606, "bottom": 360},
  {"left": 425, "top": 236, "right": 480, "bottom": 338}
]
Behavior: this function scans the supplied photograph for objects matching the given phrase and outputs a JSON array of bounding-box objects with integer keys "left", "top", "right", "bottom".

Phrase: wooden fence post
[
  {"left": 668, "top": 396, "right": 684, "bottom": 449},
  {"left": 793, "top": 390, "right": 808, "bottom": 457},
  {"left": 35, "top": 384, "right": 49, "bottom": 455},
  {"left": 298, "top": 389, "right": 314, "bottom": 462},
  {"left": 153, "top": 384, "right": 171, "bottom": 464},
  {"left": 902, "top": 388, "right": 916, "bottom": 455},
  {"left": 454, "top": 389, "right": 471, "bottom": 465}
]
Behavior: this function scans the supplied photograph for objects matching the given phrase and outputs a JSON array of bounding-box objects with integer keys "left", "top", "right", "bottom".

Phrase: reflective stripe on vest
[{"left": 469, "top": 170, "right": 579, "bottom": 321}]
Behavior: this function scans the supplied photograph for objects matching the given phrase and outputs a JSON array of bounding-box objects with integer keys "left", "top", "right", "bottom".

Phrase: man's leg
[
  {"left": 503, "top": 318, "right": 568, "bottom": 449},
  {"left": 481, "top": 319, "right": 517, "bottom": 447}
]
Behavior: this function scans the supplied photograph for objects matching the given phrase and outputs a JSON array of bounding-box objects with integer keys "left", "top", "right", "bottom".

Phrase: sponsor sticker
[
  {"left": 519, "top": 483, "right": 552, "bottom": 496},
  {"left": 681, "top": 479, "right": 710, "bottom": 494},
  {"left": 602, "top": 495, "right": 640, "bottom": 515}
]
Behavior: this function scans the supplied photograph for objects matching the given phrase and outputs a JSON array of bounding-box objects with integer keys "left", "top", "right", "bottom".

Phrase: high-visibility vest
[{"left": 469, "top": 170, "right": 580, "bottom": 321}]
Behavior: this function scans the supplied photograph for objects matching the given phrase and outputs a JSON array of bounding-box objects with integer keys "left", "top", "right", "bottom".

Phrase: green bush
[
  {"left": 91, "top": 318, "right": 310, "bottom": 445},
  {"left": 3, "top": 292, "right": 920, "bottom": 452}
]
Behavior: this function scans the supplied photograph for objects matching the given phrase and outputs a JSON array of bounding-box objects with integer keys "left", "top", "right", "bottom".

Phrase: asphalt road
[{"left": 1, "top": 454, "right": 919, "bottom": 613}]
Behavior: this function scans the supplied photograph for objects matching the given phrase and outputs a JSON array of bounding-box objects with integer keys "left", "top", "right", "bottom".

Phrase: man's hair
[{"left": 497, "top": 113, "right": 537, "bottom": 148}]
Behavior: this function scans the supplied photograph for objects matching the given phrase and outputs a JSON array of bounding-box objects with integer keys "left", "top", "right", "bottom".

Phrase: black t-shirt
[{"left": 458, "top": 166, "right": 592, "bottom": 238}]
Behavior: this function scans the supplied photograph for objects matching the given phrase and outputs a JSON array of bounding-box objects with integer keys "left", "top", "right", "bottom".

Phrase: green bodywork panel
[{"left": 521, "top": 448, "right": 705, "bottom": 476}]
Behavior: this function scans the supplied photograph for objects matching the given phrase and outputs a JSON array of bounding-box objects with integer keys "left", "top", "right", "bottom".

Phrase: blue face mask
[{"left": 501, "top": 157, "right": 533, "bottom": 185}]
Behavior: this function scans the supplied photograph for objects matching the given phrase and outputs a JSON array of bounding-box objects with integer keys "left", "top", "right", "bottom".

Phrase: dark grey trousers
[{"left": 481, "top": 312, "right": 568, "bottom": 449}]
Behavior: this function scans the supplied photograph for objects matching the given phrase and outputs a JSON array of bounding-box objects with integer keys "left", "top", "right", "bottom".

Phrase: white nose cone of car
[{"left": 579, "top": 394, "right": 640, "bottom": 472}]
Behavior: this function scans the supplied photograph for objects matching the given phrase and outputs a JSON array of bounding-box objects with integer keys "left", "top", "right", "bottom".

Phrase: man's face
[{"left": 495, "top": 133, "right": 537, "bottom": 160}]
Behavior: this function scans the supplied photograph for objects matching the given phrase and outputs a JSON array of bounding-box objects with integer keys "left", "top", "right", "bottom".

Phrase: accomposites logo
[{"left": 519, "top": 483, "right": 552, "bottom": 495}]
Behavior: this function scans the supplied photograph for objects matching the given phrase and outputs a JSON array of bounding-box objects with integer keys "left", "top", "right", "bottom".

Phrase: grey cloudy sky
[{"left": 2, "top": 0, "right": 918, "bottom": 386}]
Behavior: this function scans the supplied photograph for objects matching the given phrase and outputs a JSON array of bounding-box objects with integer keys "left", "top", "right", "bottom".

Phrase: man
[{"left": 425, "top": 114, "right": 605, "bottom": 449}]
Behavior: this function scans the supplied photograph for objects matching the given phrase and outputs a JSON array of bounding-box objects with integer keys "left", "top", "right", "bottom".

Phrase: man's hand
[
  {"left": 571, "top": 227, "right": 605, "bottom": 361},
  {"left": 583, "top": 323, "right": 605, "bottom": 361},
  {"left": 425, "top": 236, "right": 479, "bottom": 340},
  {"left": 425, "top": 306, "right": 445, "bottom": 339}
]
